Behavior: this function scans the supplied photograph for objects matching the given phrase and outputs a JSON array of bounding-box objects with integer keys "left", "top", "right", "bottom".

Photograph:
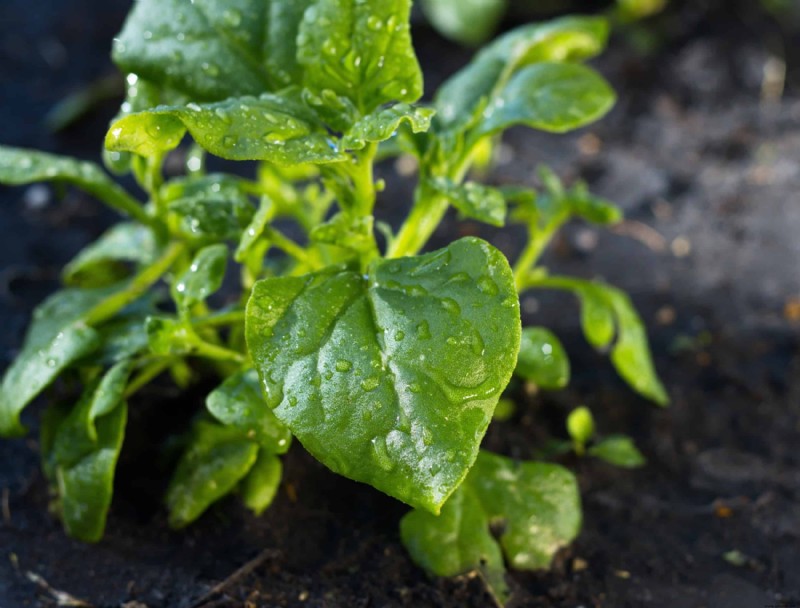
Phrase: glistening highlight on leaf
[{"left": 0, "top": 1, "right": 666, "bottom": 604}]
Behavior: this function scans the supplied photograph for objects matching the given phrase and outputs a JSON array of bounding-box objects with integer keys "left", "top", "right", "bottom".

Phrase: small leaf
[
  {"left": 63, "top": 223, "right": 158, "bottom": 288},
  {"left": 106, "top": 94, "right": 345, "bottom": 166},
  {"left": 206, "top": 370, "right": 292, "bottom": 454},
  {"left": 420, "top": 0, "right": 507, "bottom": 46},
  {"left": 241, "top": 450, "right": 283, "bottom": 516},
  {"left": 342, "top": 104, "right": 435, "bottom": 150},
  {"left": 235, "top": 197, "right": 274, "bottom": 264},
  {"left": 566, "top": 406, "right": 595, "bottom": 451},
  {"left": 589, "top": 435, "right": 646, "bottom": 468},
  {"left": 475, "top": 62, "right": 616, "bottom": 138},
  {"left": 435, "top": 16, "right": 609, "bottom": 132},
  {"left": 515, "top": 327, "right": 570, "bottom": 390},
  {"left": 49, "top": 372, "right": 129, "bottom": 542},
  {"left": 428, "top": 178, "right": 507, "bottom": 227},
  {"left": 298, "top": 0, "right": 423, "bottom": 113},
  {"left": 166, "top": 420, "right": 259, "bottom": 528},
  {"left": 172, "top": 244, "right": 228, "bottom": 311},
  {"left": 145, "top": 316, "right": 196, "bottom": 357},
  {"left": 310, "top": 213, "right": 375, "bottom": 254},
  {"left": 0, "top": 145, "right": 149, "bottom": 224},
  {"left": 246, "top": 238, "right": 521, "bottom": 513},
  {"left": 401, "top": 451, "right": 581, "bottom": 604}
]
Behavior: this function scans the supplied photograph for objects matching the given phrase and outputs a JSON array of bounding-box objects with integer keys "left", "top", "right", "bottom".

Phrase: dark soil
[{"left": 2, "top": 2, "right": 800, "bottom": 607}]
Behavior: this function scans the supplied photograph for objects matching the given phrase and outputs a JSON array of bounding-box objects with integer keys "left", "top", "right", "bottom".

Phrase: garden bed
[{"left": 1, "top": 1, "right": 799, "bottom": 606}]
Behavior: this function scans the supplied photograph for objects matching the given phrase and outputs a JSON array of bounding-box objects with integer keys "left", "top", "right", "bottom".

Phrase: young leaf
[
  {"left": 401, "top": 451, "right": 582, "bottom": 604},
  {"left": 145, "top": 316, "right": 194, "bottom": 356},
  {"left": 474, "top": 62, "right": 616, "bottom": 138},
  {"left": 420, "top": 0, "right": 507, "bottom": 46},
  {"left": 342, "top": 104, "right": 436, "bottom": 151},
  {"left": 172, "top": 244, "right": 228, "bottom": 312},
  {"left": 566, "top": 406, "right": 595, "bottom": 453},
  {"left": 297, "top": 0, "right": 423, "bottom": 114},
  {"left": 246, "top": 238, "right": 521, "bottom": 513},
  {"left": 106, "top": 94, "right": 345, "bottom": 165},
  {"left": 205, "top": 370, "right": 292, "bottom": 454},
  {"left": 166, "top": 420, "right": 259, "bottom": 528},
  {"left": 63, "top": 223, "right": 158, "bottom": 288},
  {"left": 235, "top": 197, "right": 274, "bottom": 264},
  {"left": 588, "top": 435, "right": 646, "bottom": 468},
  {"left": 56, "top": 402, "right": 127, "bottom": 542},
  {"left": 434, "top": 16, "right": 609, "bottom": 132},
  {"left": 532, "top": 277, "right": 668, "bottom": 405},
  {"left": 241, "top": 450, "right": 283, "bottom": 515},
  {"left": 427, "top": 179, "right": 507, "bottom": 227},
  {"left": 112, "top": 0, "right": 314, "bottom": 100},
  {"left": 515, "top": 327, "right": 570, "bottom": 390},
  {"left": 0, "top": 146, "right": 150, "bottom": 225},
  {"left": 310, "top": 214, "right": 375, "bottom": 254}
]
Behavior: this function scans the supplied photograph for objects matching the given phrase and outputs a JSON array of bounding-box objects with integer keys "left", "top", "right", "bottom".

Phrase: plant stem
[
  {"left": 84, "top": 241, "right": 184, "bottom": 326},
  {"left": 262, "top": 227, "right": 314, "bottom": 266}
]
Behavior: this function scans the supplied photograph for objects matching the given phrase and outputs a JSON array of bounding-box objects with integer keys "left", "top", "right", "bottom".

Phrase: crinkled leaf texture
[
  {"left": 246, "top": 237, "right": 521, "bottom": 513},
  {"left": 400, "top": 451, "right": 582, "bottom": 605}
]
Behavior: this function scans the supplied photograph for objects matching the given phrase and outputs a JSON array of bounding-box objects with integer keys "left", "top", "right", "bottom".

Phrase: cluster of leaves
[
  {"left": 420, "top": 0, "right": 667, "bottom": 46},
  {"left": 0, "top": 1, "right": 665, "bottom": 603}
]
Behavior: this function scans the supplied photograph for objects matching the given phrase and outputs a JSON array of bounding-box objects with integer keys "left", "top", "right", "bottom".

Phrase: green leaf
[
  {"left": 0, "top": 145, "right": 150, "bottom": 225},
  {"left": 428, "top": 178, "right": 507, "bottom": 228},
  {"left": 166, "top": 420, "right": 259, "bottom": 528},
  {"left": 112, "top": 0, "right": 314, "bottom": 101},
  {"left": 172, "top": 244, "right": 228, "bottom": 311},
  {"left": 310, "top": 213, "right": 375, "bottom": 254},
  {"left": 420, "top": 0, "right": 507, "bottom": 46},
  {"left": 474, "top": 62, "right": 616, "bottom": 138},
  {"left": 241, "top": 450, "right": 283, "bottom": 515},
  {"left": 0, "top": 287, "right": 118, "bottom": 436},
  {"left": 515, "top": 327, "right": 570, "bottom": 390},
  {"left": 63, "top": 223, "right": 158, "bottom": 288},
  {"left": 145, "top": 316, "right": 193, "bottom": 356},
  {"left": 235, "top": 197, "right": 274, "bottom": 264},
  {"left": 435, "top": 16, "right": 609, "bottom": 132},
  {"left": 246, "top": 237, "right": 521, "bottom": 513},
  {"left": 206, "top": 370, "right": 292, "bottom": 454},
  {"left": 106, "top": 94, "right": 345, "bottom": 165},
  {"left": 57, "top": 403, "right": 127, "bottom": 542},
  {"left": 297, "top": 0, "right": 423, "bottom": 113},
  {"left": 566, "top": 406, "right": 595, "bottom": 451},
  {"left": 534, "top": 277, "right": 667, "bottom": 405},
  {"left": 48, "top": 369, "right": 129, "bottom": 542},
  {"left": 342, "top": 104, "right": 435, "bottom": 150},
  {"left": 589, "top": 435, "right": 646, "bottom": 468},
  {"left": 401, "top": 451, "right": 582, "bottom": 604}
]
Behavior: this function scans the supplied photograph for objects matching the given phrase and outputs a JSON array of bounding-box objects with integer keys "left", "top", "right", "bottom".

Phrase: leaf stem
[
  {"left": 84, "top": 242, "right": 185, "bottom": 326},
  {"left": 262, "top": 227, "right": 314, "bottom": 266}
]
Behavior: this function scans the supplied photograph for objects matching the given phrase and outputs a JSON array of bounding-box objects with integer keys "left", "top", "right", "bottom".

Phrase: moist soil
[{"left": 1, "top": 2, "right": 800, "bottom": 607}]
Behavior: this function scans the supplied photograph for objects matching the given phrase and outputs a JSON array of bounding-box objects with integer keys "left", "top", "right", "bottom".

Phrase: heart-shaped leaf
[{"left": 246, "top": 237, "right": 520, "bottom": 512}]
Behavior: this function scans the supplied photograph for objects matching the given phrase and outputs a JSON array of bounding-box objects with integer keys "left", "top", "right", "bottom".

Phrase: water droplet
[
  {"left": 395, "top": 330, "right": 405, "bottom": 341},
  {"left": 477, "top": 276, "right": 499, "bottom": 296},
  {"left": 441, "top": 298, "right": 461, "bottom": 315},
  {"left": 288, "top": 395, "right": 298, "bottom": 407},
  {"left": 416, "top": 321, "right": 431, "bottom": 340},
  {"left": 367, "top": 16, "right": 383, "bottom": 30},
  {"left": 222, "top": 9, "right": 242, "bottom": 27},
  {"left": 336, "top": 360, "right": 353, "bottom": 372},
  {"left": 46, "top": 358, "right": 58, "bottom": 368},
  {"left": 408, "top": 383, "right": 421, "bottom": 394},
  {"left": 201, "top": 62, "right": 219, "bottom": 77},
  {"left": 371, "top": 437, "right": 394, "bottom": 472},
  {"left": 360, "top": 376, "right": 380, "bottom": 392}
]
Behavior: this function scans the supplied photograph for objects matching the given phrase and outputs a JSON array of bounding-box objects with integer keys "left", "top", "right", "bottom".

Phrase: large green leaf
[
  {"left": 106, "top": 94, "right": 345, "bottom": 165},
  {"left": 0, "top": 146, "right": 149, "bottom": 224},
  {"left": 435, "top": 16, "right": 609, "bottom": 133},
  {"left": 401, "top": 451, "right": 582, "bottom": 604},
  {"left": 205, "top": 370, "right": 292, "bottom": 453},
  {"left": 474, "top": 62, "right": 616, "bottom": 137},
  {"left": 515, "top": 327, "right": 570, "bottom": 390},
  {"left": 246, "top": 237, "right": 521, "bottom": 513},
  {"left": 420, "top": 0, "right": 507, "bottom": 46},
  {"left": 0, "top": 287, "right": 119, "bottom": 436},
  {"left": 166, "top": 420, "right": 259, "bottom": 528},
  {"left": 297, "top": 0, "right": 423, "bottom": 114},
  {"left": 112, "top": 0, "right": 314, "bottom": 101},
  {"left": 63, "top": 223, "right": 158, "bottom": 288}
]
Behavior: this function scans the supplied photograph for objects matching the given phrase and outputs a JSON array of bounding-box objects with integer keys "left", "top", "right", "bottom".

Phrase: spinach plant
[{"left": 0, "top": 1, "right": 666, "bottom": 603}]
